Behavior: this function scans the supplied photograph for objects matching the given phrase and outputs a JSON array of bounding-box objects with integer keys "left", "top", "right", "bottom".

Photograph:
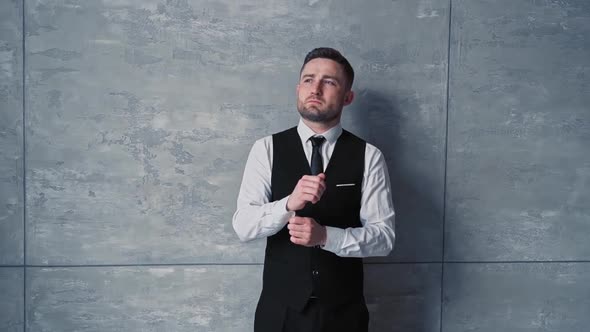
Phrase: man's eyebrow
[
  {"left": 300, "top": 73, "right": 341, "bottom": 83},
  {"left": 321, "top": 75, "right": 341, "bottom": 82}
]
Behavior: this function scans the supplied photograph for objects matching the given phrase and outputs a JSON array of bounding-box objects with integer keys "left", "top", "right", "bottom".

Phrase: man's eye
[
  {"left": 303, "top": 78, "right": 313, "bottom": 83},
  {"left": 325, "top": 80, "right": 336, "bottom": 86}
]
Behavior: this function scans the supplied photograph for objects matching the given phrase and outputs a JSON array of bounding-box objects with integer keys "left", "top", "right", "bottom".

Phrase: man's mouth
[{"left": 306, "top": 98, "right": 322, "bottom": 104}]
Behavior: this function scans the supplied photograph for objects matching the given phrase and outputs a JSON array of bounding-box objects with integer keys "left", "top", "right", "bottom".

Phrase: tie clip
[{"left": 336, "top": 183, "right": 356, "bottom": 187}]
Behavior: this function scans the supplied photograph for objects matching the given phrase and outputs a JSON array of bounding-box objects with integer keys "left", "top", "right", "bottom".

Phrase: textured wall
[
  {"left": 447, "top": 0, "right": 590, "bottom": 262},
  {"left": 443, "top": 0, "right": 590, "bottom": 330},
  {"left": 0, "top": 0, "right": 24, "bottom": 266},
  {"left": 0, "top": 0, "right": 589, "bottom": 331},
  {"left": 1, "top": 0, "right": 25, "bottom": 331}
]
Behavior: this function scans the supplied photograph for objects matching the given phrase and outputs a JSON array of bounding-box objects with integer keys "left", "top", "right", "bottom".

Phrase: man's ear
[{"left": 343, "top": 90, "right": 355, "bottom": 106}]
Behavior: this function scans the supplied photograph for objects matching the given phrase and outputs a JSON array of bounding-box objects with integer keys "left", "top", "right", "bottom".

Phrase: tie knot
[{"left": 310, "top": 136, "right": 325, "bottom": 148}]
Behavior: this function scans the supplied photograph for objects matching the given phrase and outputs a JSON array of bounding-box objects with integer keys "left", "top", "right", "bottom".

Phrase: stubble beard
[{"left": 297, "top": 103, "right": 342, "bottom": 124}]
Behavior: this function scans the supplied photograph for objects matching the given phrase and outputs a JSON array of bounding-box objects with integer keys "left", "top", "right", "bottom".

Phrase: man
[{"left": 232, "top": 47, "right": 395, "bottom": 332}]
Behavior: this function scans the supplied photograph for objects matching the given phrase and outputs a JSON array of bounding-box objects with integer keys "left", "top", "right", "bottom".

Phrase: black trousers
[{"left": 254, "top": 296, "right": 369, "bottom": 332}]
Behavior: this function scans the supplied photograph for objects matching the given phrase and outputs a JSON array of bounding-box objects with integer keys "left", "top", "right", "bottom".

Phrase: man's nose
[{"left": 310, "top": 81, "right": 322, "bottom": 95}]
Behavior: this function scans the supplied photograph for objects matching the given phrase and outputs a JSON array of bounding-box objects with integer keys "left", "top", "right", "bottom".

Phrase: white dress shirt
[{"left": 232, "top": 119, "right": 395, "bottom": 257}]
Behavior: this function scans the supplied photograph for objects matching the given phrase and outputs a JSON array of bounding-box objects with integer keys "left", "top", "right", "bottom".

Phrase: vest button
[{"left": 312, "top": 270, "right": 319, "bottom": 276}]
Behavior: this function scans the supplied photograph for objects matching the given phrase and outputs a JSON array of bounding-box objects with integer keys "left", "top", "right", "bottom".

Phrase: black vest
[{"left": 261, "top": 126, "right": 366, "bottom": 311}]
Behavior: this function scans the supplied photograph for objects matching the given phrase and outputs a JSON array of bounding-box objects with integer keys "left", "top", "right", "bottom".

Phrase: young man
[{"left": 233, "top": 47, "right": 395, "bottom": 332}]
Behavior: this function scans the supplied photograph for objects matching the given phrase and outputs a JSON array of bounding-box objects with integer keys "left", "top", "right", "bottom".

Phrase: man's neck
[{"left": 301, "top": 117, "right": 341, "bottom": 134}]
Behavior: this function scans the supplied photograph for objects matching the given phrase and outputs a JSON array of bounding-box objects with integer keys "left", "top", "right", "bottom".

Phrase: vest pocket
[{"left": 326, "top": 182, "right": 361, "bottom": 214}]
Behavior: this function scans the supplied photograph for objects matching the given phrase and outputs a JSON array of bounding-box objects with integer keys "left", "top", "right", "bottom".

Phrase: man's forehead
[{"left": 301, "top": 58, "right": 345, "bottom": 76}]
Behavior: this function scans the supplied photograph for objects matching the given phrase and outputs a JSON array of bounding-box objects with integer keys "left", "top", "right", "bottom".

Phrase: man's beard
[{"left": 297, "top": 103, "right": 342, "bottom": 124}]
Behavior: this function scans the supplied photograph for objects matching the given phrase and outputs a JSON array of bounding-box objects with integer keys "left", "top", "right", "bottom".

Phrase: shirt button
[{"left": 312, "top": 270, "right": 319, "bottom": 276}]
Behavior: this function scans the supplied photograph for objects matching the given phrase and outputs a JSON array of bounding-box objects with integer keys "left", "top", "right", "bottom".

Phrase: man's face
[{"left": 296, "top": 58, "right": 354, "bottom": 124}]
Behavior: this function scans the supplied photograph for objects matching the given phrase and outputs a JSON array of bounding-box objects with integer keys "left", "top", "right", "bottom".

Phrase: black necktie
[{"left": 310, "top": 136, "right": 325, "bottom": 175}]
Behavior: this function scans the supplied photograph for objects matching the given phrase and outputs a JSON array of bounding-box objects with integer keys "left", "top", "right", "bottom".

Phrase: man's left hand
[{"left": 287, "top": 216, "right": 326, "bottom": 247}]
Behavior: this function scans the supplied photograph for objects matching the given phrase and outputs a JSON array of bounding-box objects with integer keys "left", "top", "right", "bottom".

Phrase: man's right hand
[{"left": 286, "top": 173, "right": 326, "bottom": 211}]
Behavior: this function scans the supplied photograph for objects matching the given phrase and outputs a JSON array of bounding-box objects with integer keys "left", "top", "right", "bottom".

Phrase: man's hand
[
  {"left": 287, "top": 216, "right": 327, "bottom": 247},
  {"left": 286, "top": 174, "right": 326, "bottom": 211}
]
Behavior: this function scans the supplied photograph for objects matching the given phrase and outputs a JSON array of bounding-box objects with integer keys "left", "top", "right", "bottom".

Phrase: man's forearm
[
  {"left": 232, "top": 196, "right": 294, "bottom": 242},
  {"left": 323, "top": 219, "right": 395, "bottom": 257}
]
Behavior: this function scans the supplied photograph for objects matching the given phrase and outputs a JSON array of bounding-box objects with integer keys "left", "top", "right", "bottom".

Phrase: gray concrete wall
[{"left": 0, "top": 0, "right": 588, "bottom": 331}]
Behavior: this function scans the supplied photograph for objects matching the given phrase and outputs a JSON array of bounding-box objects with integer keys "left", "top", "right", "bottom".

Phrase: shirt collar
[{"left": 296, "top": 118, "right": 342, "bottom": 145}]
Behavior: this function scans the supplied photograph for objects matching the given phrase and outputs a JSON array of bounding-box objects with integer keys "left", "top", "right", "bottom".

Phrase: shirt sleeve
[
  {"left": 322, "top": 144, "right": 396, "bottom": 257},
  {"left": 232, "top": 137, "right": 295, "bottom": 242}
]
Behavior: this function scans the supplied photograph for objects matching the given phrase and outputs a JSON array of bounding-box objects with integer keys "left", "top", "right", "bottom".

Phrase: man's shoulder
[
  {"left": 341, "top": 129, "right": 364, "bottom": 141},
  {"left": 340, "top": 129, "right": 370, "bottom": 150},
  {"left": 250, "top": 126, "right": 298, "bottom": 152},
  {"left": 249, "top": 134, "right": 272, "bottom": 153},
  {"left": 340, "top": 129, "right": 384, "bottom": 159},
  {"left": 364, "top": 141, "right": 384, "bottom": 158}
]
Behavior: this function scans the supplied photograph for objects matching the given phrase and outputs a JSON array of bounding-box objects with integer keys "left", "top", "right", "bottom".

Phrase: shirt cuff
[
  {"left": 271, "top": 195, "right": 295, "bottom": 226},
  {"left": 322, "top": 226, "right": 344, "bottom": 253}
]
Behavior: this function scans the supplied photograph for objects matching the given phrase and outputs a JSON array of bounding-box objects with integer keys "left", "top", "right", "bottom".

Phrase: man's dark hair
[{"left": 300, "top": 47, "right": 355, "bottom": 89}]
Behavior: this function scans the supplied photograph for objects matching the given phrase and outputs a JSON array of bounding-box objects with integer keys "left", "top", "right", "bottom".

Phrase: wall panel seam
[
  {"left": 441, "top": 0, "right": 453, "bottom": 331},
  {"left": 21, "top": 0, "right": 27, "bottom": 332},
  {"left": 22, "top": 0, "right": 27, "bottom": 330}
]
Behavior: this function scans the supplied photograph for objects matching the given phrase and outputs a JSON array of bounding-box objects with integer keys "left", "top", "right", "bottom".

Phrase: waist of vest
[
  {"left": 261, "top": 211, "right": 364, "bottom": 310},
  {"left": 262, "top": 247, "right": 364, "bottom": 310}
]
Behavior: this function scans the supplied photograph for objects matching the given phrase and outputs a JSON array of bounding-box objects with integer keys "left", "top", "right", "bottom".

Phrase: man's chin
[
  {"left": 302, "top": 103, "right": 321, "bottom": 111},
  {"left": 298, "top": 109, "right": 339, "bottom": 124}
]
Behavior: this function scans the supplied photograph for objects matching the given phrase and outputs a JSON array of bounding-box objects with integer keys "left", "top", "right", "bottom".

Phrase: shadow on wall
[
  {"left": 350, "top": 89, "right": 441, "bottom": 331},
  {"left": 351, "top": 88, "right": 444, "bottom": 261}
]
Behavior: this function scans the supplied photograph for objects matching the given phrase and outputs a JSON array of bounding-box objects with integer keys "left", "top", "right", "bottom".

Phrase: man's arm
[
  {"left": 322, "top": 145, "right": 396, "bottom": 257},
  {"left": 232, "top": 138, "right": 293, "bottom": 242}
]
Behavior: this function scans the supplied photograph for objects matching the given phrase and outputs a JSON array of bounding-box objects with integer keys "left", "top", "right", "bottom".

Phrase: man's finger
[
  {"left": 303, "top": 193, "right": 320, "bottom": 204},
  {"left": 301, "top": 175, "right": 322, "bottom": 181},
  {"left": 290, "top": 236, "right": 306, "bottom": 245},
  {"left": 293, "top": 193, "right": 316, "bottom": 205},
  {"left": 299, "top": 180, "right": 324, "bottom": 190},
  {"left": 301, "top": 175, "right": 327, "bottom": 185},
  {"left": 289, "top": 217, "right": 311, "bottom": 225},
  {"left": 300, "top": 176, "right": 325, "bottom": 184},
  {"left": 299, "top": 181, "right": 326, "bottom": 193},
  {"left": 288, "top": 223, "right": 309, "bottom": 233},
  {"left": 300, "top": 191, "right": 323, "bottom": 203},
  {"left": 300, "top": 185, "right": 322, "bottom": 195},
  {"left": 300, "top": 185, "right": 325, "bottom": 197},
  {"left": 291, "top": 237, "right": 312, "bottom": 247},
  {"left": 289, "top": 230, "right": 308, "bottom": 238}
]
